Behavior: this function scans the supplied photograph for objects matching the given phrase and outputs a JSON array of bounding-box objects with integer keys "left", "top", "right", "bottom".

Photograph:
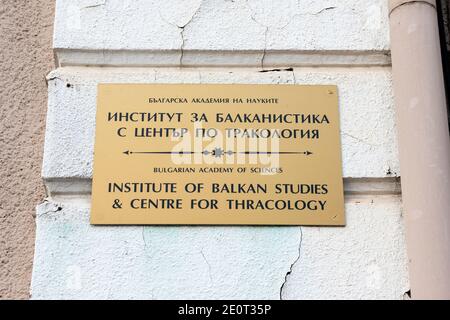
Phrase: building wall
[
  {"left": 31, "top": 0, "right": 410, "bottom": 299},
  {"left": 0, "top": 1, "right": 55, "bottom": 299}
]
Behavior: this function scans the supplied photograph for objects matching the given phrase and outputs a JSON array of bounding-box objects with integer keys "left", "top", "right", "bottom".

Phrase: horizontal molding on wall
[
  {"left": 44, "top": 177, "right": 401, "bottom": 198},
  {"left": 55, "top": 49, "right": 391, "bottom": 68}
]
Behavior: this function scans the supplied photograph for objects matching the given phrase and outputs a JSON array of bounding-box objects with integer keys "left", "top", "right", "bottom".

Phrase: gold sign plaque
[{"left": 91, "top": 84, "right": 345, "bottom": 225}]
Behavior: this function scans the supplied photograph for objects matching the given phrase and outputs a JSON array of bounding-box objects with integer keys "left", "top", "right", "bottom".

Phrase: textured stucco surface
[
  {"left": 0, "top": 1, "right": 54, "bottom": 299},
  {"left": 31, "top": 197, "right": 408, "bottom": 300}
]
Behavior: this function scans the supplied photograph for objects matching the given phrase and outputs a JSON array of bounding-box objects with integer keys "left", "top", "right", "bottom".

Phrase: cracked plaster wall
[{"left": 31, "top": 0, "right": 410, "bottom": 299}]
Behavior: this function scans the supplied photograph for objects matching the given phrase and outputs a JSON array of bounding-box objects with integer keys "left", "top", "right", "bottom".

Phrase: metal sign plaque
[{"left": 91, "top": 84, "right": 345, "bottom": 225}]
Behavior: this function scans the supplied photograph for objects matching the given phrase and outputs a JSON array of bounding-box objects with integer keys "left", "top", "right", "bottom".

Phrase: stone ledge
[
  {"left": 44, "top": 177, "right": 401, "bottom": 197},
  {"left": 55, "top": 49, "right": 391, "bottom": 68}
]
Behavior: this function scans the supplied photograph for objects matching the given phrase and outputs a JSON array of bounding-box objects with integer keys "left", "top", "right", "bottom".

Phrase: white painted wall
[{"left": 31, "top": 0, "right": 409, "bottom": 299}]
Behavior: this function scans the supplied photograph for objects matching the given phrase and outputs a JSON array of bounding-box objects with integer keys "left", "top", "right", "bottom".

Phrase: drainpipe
[{"left": 389, "top": 0, "right": 450, "bottom": 299}]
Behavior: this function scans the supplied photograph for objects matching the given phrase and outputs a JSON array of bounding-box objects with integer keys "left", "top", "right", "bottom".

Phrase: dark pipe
[{"left": 436, "top": 0, "right": 450, "bottom": 132}]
